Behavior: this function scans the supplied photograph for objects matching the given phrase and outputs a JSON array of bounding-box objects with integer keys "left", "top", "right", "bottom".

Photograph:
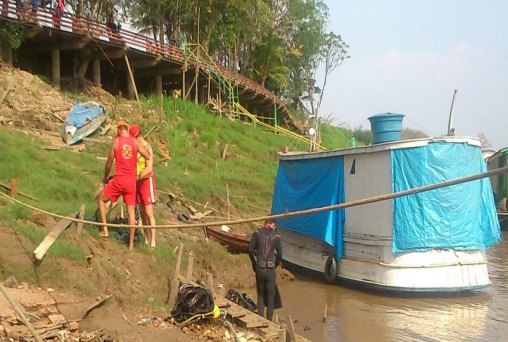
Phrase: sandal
[{"left": 99, "top": 232, "right": 109, "bottom": 238}]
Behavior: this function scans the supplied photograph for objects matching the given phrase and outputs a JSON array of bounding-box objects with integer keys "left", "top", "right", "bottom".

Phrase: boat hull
[
  {"left": 61, "top": 102, "right": 107, "bottom": 145},
  {"left": 205, "top": 226, "right": 251, "bottom": 254},
  {"left": 279, "top": 229, "right": 491, "bottom": 292}
]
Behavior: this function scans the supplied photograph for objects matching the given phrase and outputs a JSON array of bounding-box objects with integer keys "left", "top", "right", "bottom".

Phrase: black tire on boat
[{"left": 324, "top": 256, "right": 338, "bottom": 283}]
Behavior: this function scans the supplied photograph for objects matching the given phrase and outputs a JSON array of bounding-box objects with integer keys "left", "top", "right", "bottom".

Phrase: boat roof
[
  {"left": 486, "top": 147, "right": 508, "bottom": 163},
  {"left": 279, "top": 136, "right": 481, "bottom": 160}
]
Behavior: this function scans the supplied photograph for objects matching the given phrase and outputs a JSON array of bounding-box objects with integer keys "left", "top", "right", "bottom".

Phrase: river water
[{"left": 277, "top": 231, "right": 507, "bottom": 342}]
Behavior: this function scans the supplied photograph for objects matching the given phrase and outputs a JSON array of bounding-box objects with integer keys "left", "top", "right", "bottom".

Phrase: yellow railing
[
  {"left": 184, "top": 43, "right": 325, "bottom": 151},
  {"left": 234, "top": 103, "right": 325, "bottom": 151}
]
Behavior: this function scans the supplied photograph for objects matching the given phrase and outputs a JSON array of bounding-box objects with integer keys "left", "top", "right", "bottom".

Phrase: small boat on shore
[
  {"left": 486, "top": 147, "right": 508, "bottom": 229},
  {"left": 61, "top": 101, "right": 107, "bottom": 145},
  {"left": 205, "top": 225, "right": 251, "bottom": 254},
  {"left": 271, "top": 113, "right": 501, "bottom": 292}
]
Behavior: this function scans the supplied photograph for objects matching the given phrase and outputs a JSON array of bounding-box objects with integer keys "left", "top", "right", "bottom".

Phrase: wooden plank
[
  {"left": 216, "top": 297, "right": 311, "bottom": 341},
  {"left": 286, "top": 315, "right": 296, "bottom": 342},
  {"left": 33, "top": 214, "right": 74, "bottom": 261},
  {"left": 186, "top": 252, "right": 194, "bottom": 281},
  {"left": 99, "top": 124, "right": 112, "bottom": 135},
  {"left": 246, "top": 321, "right": 269, "bottom": 329},
  {"left": 167, "top": 243, "right": 183, "bottom": 309}
]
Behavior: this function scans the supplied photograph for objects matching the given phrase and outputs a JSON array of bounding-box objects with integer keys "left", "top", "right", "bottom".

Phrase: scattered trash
[
  {"left": 225, "top": 289, "right": 257, "bottom": 312},
  {"left": 137, "top": 317, "right": 152, "bottom": 326}
]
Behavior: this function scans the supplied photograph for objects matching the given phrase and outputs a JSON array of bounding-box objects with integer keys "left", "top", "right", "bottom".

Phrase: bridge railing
[{"left": 0, "top": 0, "right": 290, "bottom": 117}]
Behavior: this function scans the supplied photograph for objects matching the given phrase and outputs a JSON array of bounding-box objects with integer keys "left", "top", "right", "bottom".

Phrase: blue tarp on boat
[
  {"left": 271, "top": 156, "right": 345, "bottom": 259},
  {"left": 66, "top": 102, "right": 104, "bottom": 128},
  {"left": 392, "top": 142, "right": 501, "bottom": 254}
]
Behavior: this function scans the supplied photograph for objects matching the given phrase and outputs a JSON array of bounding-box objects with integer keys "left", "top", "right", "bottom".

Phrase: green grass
[
  {"left": 0, "top": 95, "right": 358, "bottom": 307},
  {"left": 1, "top": 95, "right": 358, "bottom": 221},
  {"left": 0, "top": 255, "right": 37, "bottom": 283},
  {"left": 15, "top": 223, "right": 85, "bottom": 263}
]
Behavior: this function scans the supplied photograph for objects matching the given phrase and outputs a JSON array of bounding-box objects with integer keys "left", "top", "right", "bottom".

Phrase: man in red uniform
[
  {"left": 97, "top": 120, "right": 150, "bottom": 250},
  {"left": 129, "top": 124, "right": 157, "bottom": 248}
]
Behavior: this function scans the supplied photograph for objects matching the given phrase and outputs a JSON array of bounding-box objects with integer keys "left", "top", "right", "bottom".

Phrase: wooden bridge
[{"left": 0, "top": 1, "right": 306, "bottom": 134}]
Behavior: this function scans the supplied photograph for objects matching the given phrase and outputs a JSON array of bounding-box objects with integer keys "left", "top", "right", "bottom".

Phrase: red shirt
[{"left": 114, "top": 135, "right": 137, "bottom": 178}]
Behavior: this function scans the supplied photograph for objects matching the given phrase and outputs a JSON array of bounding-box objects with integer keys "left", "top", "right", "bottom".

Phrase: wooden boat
[
  {"left": 61, "top": 101, "right": 107, "bottom": 145},
  {"left": 486, "top": 147, "right": 508, "bottom": 229},
  {"left": 205, "top": 226, "right": 251, "bottom": 254},
  {"left": 272, "top": 126, "right": 501, "bottom": 292}
]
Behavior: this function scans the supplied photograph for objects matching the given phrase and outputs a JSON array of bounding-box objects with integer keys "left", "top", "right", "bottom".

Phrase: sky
[{"left": 320, "top": 0, "right": 508, "bottom": 150}]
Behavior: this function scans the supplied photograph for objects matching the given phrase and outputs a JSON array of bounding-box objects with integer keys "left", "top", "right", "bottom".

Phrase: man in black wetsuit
[{"left": 248, "top": 218, "right": 282, "bottom": 321}]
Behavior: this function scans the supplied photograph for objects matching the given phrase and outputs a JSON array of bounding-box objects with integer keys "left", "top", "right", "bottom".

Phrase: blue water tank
[{"left": 368, "top": 113, "right": 405, "bottom": 144}]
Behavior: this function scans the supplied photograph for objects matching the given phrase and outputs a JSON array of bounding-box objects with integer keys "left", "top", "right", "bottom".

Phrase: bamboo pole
[
  {"left": 124, "top": 55, "right": 140, "bottom": 105},
  {"left": 1, "top": 166, "right": 508, "bottom": 230}
]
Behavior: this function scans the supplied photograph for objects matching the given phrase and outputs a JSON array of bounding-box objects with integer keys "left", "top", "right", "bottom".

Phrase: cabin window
[{"left": 350, "top": 159, "right": 356, "bottom": 174}]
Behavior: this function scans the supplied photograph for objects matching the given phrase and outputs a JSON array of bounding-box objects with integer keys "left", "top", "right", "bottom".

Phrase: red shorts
[
  {"left": 136, "top": 176, "right": 156, "bottom": 205},
  {"left": 103, "top": 176, "right": 136, "bottom": 206}
]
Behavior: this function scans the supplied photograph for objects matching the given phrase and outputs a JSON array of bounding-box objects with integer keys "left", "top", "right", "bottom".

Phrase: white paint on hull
[{"left": 280, "top": 229, "right": 491, "bottom": 291}]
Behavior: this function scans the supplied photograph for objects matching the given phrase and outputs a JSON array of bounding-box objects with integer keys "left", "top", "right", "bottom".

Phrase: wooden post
[
  {"left": 280, "top": 323, "right": 288, "bottom": 342},
  {"left": 92, "top": 58, "right": 101, "bottom": 86},
  {"left": 226, "top": 182, "right": 230, "bottom": 220},
  {"left": 51, "top": 48, "right": 60, "bottom": 88},
  {"left": 160, "top": 92, "right": 164, "bottom": 122},
  {"left": 195, "top": 10, "right": 200, "bottom": 104},
  {"left": 207, "top": 72, "right": 211, "bottom": 103},
  {"left": 322, "top": 302, "right": 327, "bottom": 322},
  {"left": 76, "top": 204, "right": 86, "bottom": 237},
  {"left": 286, "top": 315, "right": 296, "bottom": 342},
  {"left": 206, "top": 272, "right": 214, "bottom": 295},
  {"left": 155, "top": 75, "right": 163, "bottom": 95},
  {"left": 278, "top": 328, "right": 287, "bottom": 342},
  {"left": 182, "top": 45, "right": 187, "bottom": 100},
  {"left": 186, "top": 252, "right": 194, "bottom": 281},
  {"left": 168, "top": 243, "right": 183, "bottom": 309},
  {"left": 9, "top": 178, "right": 17, "bottom": 198},
  {"left": 124, "top": 55, "right": 139, "bottom": 104}
]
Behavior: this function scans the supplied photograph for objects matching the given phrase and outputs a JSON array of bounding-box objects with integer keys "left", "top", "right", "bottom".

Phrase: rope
[{"left": 1, "top": 166, "right": 507, "bottom": 230}]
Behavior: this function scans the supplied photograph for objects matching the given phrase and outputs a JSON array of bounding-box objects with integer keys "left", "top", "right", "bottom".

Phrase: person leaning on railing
[{"left": 51, "top": 0, "right": 64, "bottom": 29}]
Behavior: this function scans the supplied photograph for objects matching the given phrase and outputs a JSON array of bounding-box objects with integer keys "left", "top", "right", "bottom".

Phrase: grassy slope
[{"left": 0, "top": 93, "right": 353, "bottom": 311}]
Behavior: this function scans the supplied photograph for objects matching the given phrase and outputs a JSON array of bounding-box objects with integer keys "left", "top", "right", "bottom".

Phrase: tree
[
  {"left": 401, "top": 128, "right": 428, "bottom": 139},
  {"left": 246, "top": 31, "right": 289, "bottom": 89},
  {"left": 303, "top": 32, "right": 349, "bottom": 118},
  {"left": 478, "top": 132, "right": 492, "bottom": 149},
  {"left": 0, "top": 23, "right": 25, "bottom": 63}
]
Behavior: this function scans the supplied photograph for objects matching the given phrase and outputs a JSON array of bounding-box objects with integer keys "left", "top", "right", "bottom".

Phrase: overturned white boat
[{"left": 272, "top": 114, "right": 501, "bottom": 292}]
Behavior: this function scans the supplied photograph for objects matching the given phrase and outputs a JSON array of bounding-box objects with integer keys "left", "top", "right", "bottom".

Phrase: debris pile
[
  {"left": 0, "top": 278, "right": 113, "bottom": 341},
  {"left": 180, "top": 320, "right": 263, "bottom": 342}
]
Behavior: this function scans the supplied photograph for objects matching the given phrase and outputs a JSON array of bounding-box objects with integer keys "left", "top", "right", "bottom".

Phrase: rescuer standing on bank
[{"left": 248, "top": 218, "right": 282, "bottom": 321}]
